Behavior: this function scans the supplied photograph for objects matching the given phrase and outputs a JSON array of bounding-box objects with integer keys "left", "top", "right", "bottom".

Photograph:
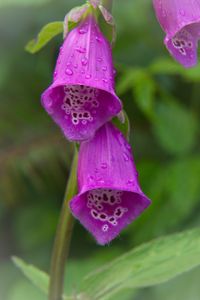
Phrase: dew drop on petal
[
  {"left": 81, "top": 57, "right": 88, "bottom": 66},
  {"left": 65, "top": 68, "right": 73, "bottom": 76},
  {"left": 95, "top": 36, "right": 102, "bottom": 42},
  {"left": 76, "top": 46, "right": 86, "bottom": 53},
  {"left": 79, "top": 27, "right": 88, "bottom": 34},
  {"left": 101, "top": 162, "right": 107, "bottom": 169},
  {"left": 85, "top": 74, "right": 92, "bottom": 79},
  {"left": 123, "top": 152, "right": 129, "bottom": 162}
]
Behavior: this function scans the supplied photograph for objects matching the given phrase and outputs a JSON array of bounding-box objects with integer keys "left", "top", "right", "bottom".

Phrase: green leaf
[
  {"left": 12, "top": 257, "right": 73, "bottom": 300},
  {"left": 117, "top": 69, "right": 156, "bottom": 118},
  {"left": 149, "top": 266, "right": 200, "bottom": 300},
  {"left": 112, "top": 110, "right": 130, "bottom": 140},
  {"left": 152, "top": 98, "right": 198, "bottom": 155},
  {"left": 132, "top": 157, "right": 200, "bottom": 244},
  {"left": 131, "top": 70, "right": 156, "bottom": 118},
  {"left": 80, "top": 228, "right": 200, "bottom": 299},
  {"left": 0, "top": 0, "right": 50, "bottom": 5},
  {"left": 150, "top": 58, "right": 200, "bottom": 82},
  {"left": 12, "top": 257, "right": 49, "bottom": 294},
  {"left": 25, "top": 22, "right": 63, "bottom": 54}
]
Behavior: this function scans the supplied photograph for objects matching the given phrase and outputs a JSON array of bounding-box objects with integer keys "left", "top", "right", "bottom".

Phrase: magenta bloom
[
  {"left": 41, "top": 16, "right": 121, "bottom": 141},
  {"left": 70, "top": 123, "right": 151, "bottom": 245},
  {"left": 153, "top": 0, "right": 200, "bottom": 67}
]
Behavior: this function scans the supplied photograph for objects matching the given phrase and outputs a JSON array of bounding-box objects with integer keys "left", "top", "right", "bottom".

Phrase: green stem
[
  {"left": 48, "top": 148, "right": 78, "bottom": 300},
  {"left": 101, "top": 0, "right": 113, "bottom": 12}
]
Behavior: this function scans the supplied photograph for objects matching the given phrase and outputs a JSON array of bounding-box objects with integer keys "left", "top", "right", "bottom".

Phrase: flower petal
[
  {"left": 42, "top": 16, "right": 121, "bottom": 141},
  {"left": 153, "top": 0, "right": 200, "bottom": 67},
  {"left": 70, "top": 123, "right": 151, "bottom": 245}
]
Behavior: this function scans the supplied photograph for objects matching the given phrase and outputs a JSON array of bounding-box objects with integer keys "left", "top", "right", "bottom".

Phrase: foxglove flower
[
  {"left": 70, "top": 123, "right": 151, "bottom": 245},
  {"left": 153, "top": 0, "right": 200, "bottom": 67},
  {"left": 41, "top": 15, "right": 121, "bottom": 141}
]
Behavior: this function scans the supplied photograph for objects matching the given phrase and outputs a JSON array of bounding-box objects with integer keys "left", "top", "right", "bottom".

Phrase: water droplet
[
  {"left": 88, "top": 175, "right": 95, "bottom": 183},
  {"left": 79, "top": 27, "right": 88, "bottom": 34},
  {"left": 74, "top": 63, "right": 78, "bottom": 69},
  {"left": 59, "top": 46, "right": 63, "bottom": 54},
  {"left": 65, "top": 68, "right": 73, "bottom": 76},
  {"left": 102, "top": 78, "right": 108, "bottom": 84},
  {"left": 113, "top": 69, "right": 117, "bottom": 76},
  {"left": 97, "top": 57, "right": 102, "bottom": 62},
  {"left": 123, "top": 152, "right": 129, "bottom": 162},
  {"left": 85, "top": 74, "right": 91, "bottom": 79},
  {"left": 102, "top": 66, "right": 107, "bottom": 71},
  {"left": 53, "top": 71, "right": 57, "bottom": 78},
  {"left": 76, "top": 46, "right": 86, "bottom": 53},
  {"left": 81, "top": 57, "right": 88, "bottom": 66},
  {"left": 101, "top": 162, "right": 107, "bottom": 169},
  {"left": 127, "top": 179, "right": 134, "bottom": 186},
  {"left": 96, "top": 36, "right": 101, "bottom": 42}
]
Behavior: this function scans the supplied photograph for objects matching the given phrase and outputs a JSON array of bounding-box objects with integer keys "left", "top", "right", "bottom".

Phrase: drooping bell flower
[
  {"left": 70, "top": 122, "right": 151, "bottom": 245},
  {"left": 153, "top": 0, "right": 200, "bottom": 67},
  {"left": 41, "top": 14, "right": 121, "bottom": 141}
]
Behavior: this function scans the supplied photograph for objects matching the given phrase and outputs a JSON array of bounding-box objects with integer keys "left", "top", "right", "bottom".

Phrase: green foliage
[
  {"left": 81, "top": 228, "right": 200, "bottom": 299},
  {"left": 133, "top": 157, "right": 200, "bottom": 244},
  {"left": 25, "top": 22, "right": 63, "bottom": 54},
  {"left": 0, "top": 0, "right": 50, "bottom": 5},
  {"left": 1, "top": 0, "right": 200, "bottom": 299},
  {"left": 12, "top": 257, "right": 49, "bottom": 295},
  {"left": 13, "top": 228, "right": 200, "bottom": 300},
  {"left": 152, "top": 98, "right": 198, "bottom": 155}
]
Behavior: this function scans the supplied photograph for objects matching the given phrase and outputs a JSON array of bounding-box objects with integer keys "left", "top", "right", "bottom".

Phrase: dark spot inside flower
[
  {"left": 180, "top": 40, "right": 186, "bottom": 47},
  {"left": 83, "top": 112, "right": 89, "bottom": 118},
  {"left": 115, "top": 208, "right": 122, "bottom": 217},
  {"left": 173, "top": 40, "right": 181, "bottom": 47},
  {"left": 92, "top": 211, "right": 98, "bottom": 217},
  {"left": 100, "top": 214, "right": 106, "bottom": 219},
  {"left": 109, "top": 217, "right": 115, "bottom": 222},
  {"left": 110, "top": 196, "right": 115, "bottom": 203},
  {"left": 103, "top": 193, "right": 108, "bottom": 202}
]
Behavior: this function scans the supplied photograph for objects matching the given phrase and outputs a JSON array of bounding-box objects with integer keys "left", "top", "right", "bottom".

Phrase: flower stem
[
  {"left": 101, "top": 0, "right": 113, "bottom": 12},
  {"left": 48, "top": 148, "right": 78, "bottom": 300}
]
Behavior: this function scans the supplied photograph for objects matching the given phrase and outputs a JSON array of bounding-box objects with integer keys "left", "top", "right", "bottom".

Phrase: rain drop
[
  {"left": 76, "top": 46, "right": 86, "bottom": 53},
  {"left": 101, "top": 162, "right": 107, "bottom": 169},
  {"left": 81, "top": 57, "right": 88, "bottom": 66},
  {"left": 65, "top": 68, "right": 73, "bottom": 76},
  {"left": 123, "top": 152, "right": 129, "bottom": 162},
  {"left": 79, "top": 27, "right": 88, "bottom": 34},
  {"left": 85, "top": 74, "right": 91, "bottom": 79},
  {"left": 96, "top": 36, "right": 101, "bottom": 42}
]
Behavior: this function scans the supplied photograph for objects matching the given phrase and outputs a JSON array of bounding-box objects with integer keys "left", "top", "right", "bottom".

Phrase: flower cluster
[
  {"left": 42, "top": 10, "right": 151, "bottom": 245},
  {"left": 153, "top": 0, "right": 200, "bottom": 67}
]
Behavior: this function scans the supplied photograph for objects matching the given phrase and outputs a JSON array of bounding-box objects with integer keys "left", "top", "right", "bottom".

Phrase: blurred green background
[{"left": 1, "top": 0, "right": 200, "bottom": 299}]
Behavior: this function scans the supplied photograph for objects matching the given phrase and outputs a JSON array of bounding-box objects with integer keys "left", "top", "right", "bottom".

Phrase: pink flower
[
  {"left": 41, "top": 15, "right": 121, "bottom": 141},
  {"left": 70, "top": 122, "right": 151, "bottom": 245},
  {"left": 153, "top": 0, "right": 200, "bottom": 67}
]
